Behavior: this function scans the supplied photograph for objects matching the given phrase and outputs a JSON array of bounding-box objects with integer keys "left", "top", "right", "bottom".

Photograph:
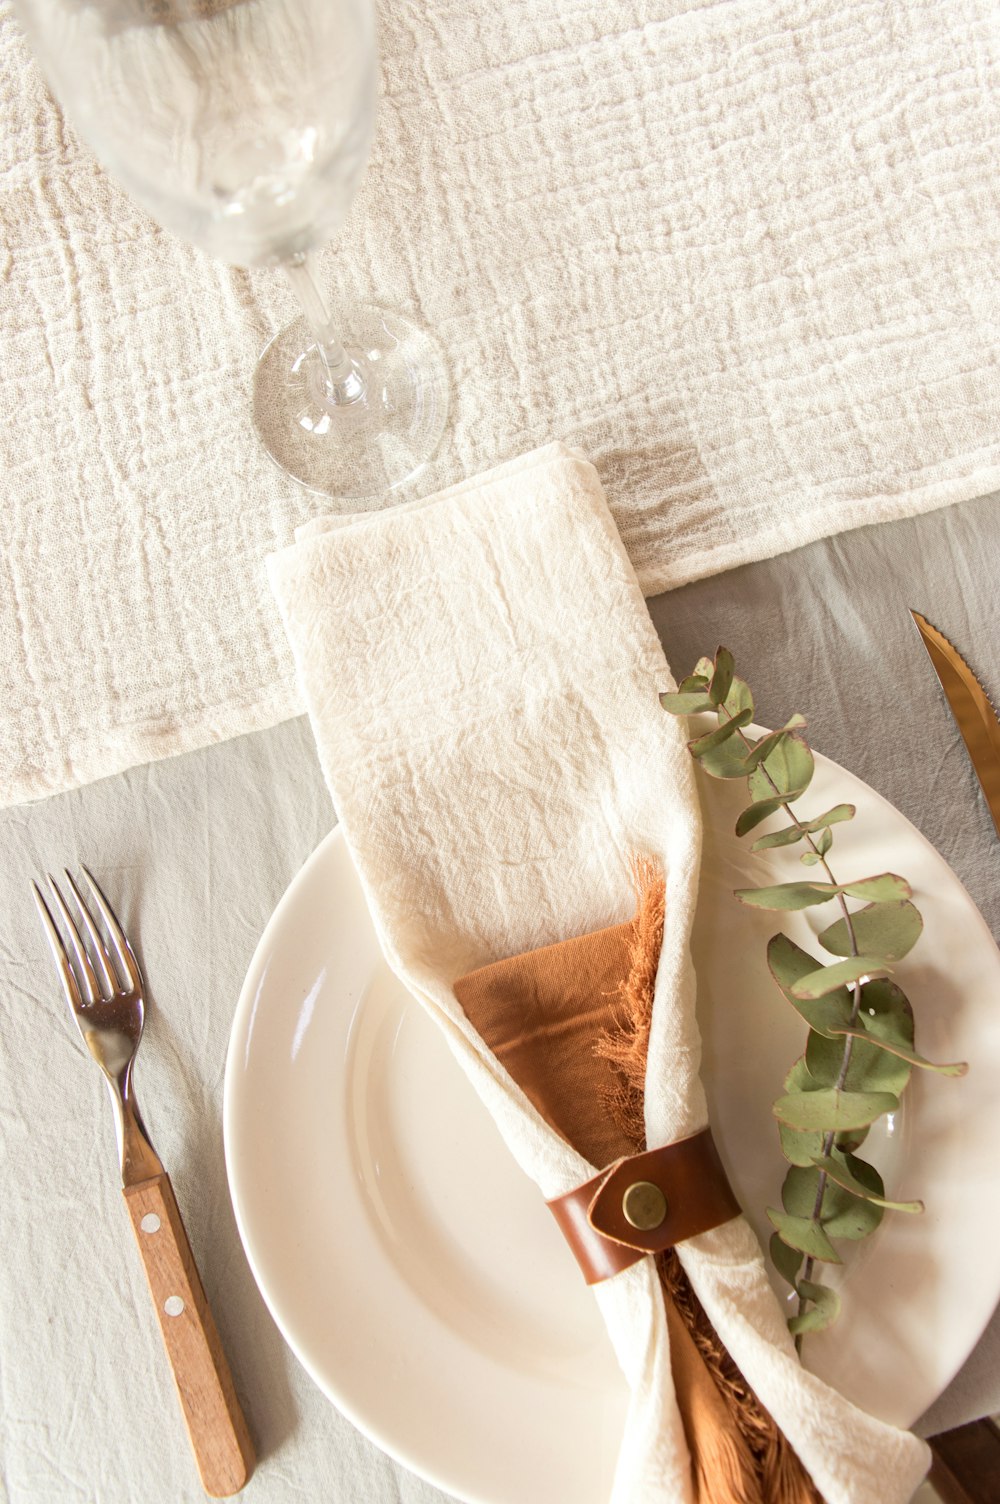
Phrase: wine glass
[{"left": 13, "top": 0, "right": 448, "bottom": 499}]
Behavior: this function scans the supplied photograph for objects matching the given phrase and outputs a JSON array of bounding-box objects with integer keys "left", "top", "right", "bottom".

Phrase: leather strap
[{"left": 547, "top": 1128, "right": 741, "bottom": 1285}]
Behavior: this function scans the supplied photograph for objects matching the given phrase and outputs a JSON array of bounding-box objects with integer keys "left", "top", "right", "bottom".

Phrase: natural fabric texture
[
  {"left": 267, "top": 442, "right": 931, "bottom": 1504},
  {"left": 454, "top": 878, "right": 821, "bottom": 1504},
  {"left": 2, "top": 0, "right": 999, "bottom": 805}
]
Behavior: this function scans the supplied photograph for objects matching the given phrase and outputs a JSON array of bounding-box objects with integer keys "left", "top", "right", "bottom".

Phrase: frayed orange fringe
[{"left": 595, "top": 858, "right": 824, "bottom": 1504}]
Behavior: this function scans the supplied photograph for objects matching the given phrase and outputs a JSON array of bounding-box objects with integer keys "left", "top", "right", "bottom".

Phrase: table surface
[{"left": 1, "top": 490, "right": 999, "bottom": 1503}]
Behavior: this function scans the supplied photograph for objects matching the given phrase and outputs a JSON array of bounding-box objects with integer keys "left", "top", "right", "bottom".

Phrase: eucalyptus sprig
[{"left": 662, "top": 648, "right": 967, "bottom": 1346}]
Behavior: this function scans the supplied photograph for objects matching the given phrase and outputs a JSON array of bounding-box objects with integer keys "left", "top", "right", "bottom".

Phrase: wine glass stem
[{"left": 283, "top": 252, "right": 366, "bottom": 404}]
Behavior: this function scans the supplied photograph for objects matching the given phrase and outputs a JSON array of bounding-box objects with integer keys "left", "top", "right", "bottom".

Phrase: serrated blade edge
[{"left": 910, "top": 609, "right": 1000, "bottom": 840}]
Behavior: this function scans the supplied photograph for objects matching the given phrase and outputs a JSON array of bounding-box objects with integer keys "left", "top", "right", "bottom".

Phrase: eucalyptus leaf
[
  {"left": 840, "top": 874, "right": 912, "bottom": 902},
  {"left": 678, "top": 673, "right": 710, "bottom": 693},
  {"left": 689, "top": 707, "right": 753, "bottom": 757},
  {"left": 777, "top": 1056, "right": 832, "bottom": 1165},
  {"left": 783, "top": 1055, "right": 817, "bottom": 1094},
  {"left": 736, "top": 881, "right": 840, "bottom": 910},
  {"left": 799, "top": 1154, "right": 886, "bottom": 1240},
  {"left": 814, "top": 827, "right": 833, "bottom": 857},
  {"left": 767, "top": 934, "right": 824, "bottom": 993},
  {"left": 786, "top": 989, "right": 854, "bottom": 1037},
  {"left": 800, "top": 851, "right": 822, "bottom": 866},
  {"left": 767, "top": 934, "right": 854, "bottom": 1035},
  {"left": 834, "top": 1127, "right": 870, "bottom": 1154},
  {"left": 806, "top": 1024, "right": 911, "bottom": 1098},
  {"left": 805, "top": 976, "right": 916, "bottom": 1097},
  {"left": 695, "top": 735, "right": 752, "bottom": 780},
  {"left": 709, "top": 647, "right": 735, "bottom": 706},
  {"left": 735, "top": 797, "right": 794, "bottom": 837},
  {"left": 769, "top": 1232, "right": 804, "bottom": 1287},
  {"left": 693, "top": 656, "right": 716, "bottom": 680},
  {"left": 854, "top": 976, "right": 915, "bottom": 1044},
  {"left": 660, "top": 690, "right": 716, "bottom": 714},
  {"left": 779, "top": 1122, "right": 827, "bottom": 1168},
  {"left": 724, "top": 676, "right": 754, "bottom": 718},
  {"left": 790, "top": 955, "right": 892, "bottom": 1000},
  {"left": 779, "top": 1056, "right": 871, "bottom": 1162},
  {"left": 742, "top": 728, "right": 789, "bottom": 773},
  {"left": 806, "top": 804, "right": 856, "bottom": 831},
  {"left": 781, "top": 1164, "right": 826, "bottom": 1217},
  {"left": 752, "top": 826, "right": 808, "bottom": 852},
  {"left": 766, "top": 1209, "right": 842, "bottom": 1264},
  {"left": 773, "top": 1088, "right": 899, "bottom": 1132},
  {"left": 811, "top": 1155, "right": 924, "bottom": 1212},
  {"left": 743, "top": 716, "right": 807, "bottom": 772},
  {"left": 829, "top": 1024, "right": 968, "bottom": 1076},
  {"left": 789, "top": 1280, "right": 841, "bottom": 1336},
  {"left": 818, "top": 900, "right": 924, "bottom": 963},
  {"left": 782, "top": 1159, "right": 884, "bottom": 1241},
  {"left": 823, "top": 1181, "right": 885, "bottom": 1240},
  {"left": 749, "top": 732, "right": 814, "bottom": 801},
  {"left": 737, "top": 875, "right": 911, "bottom": 909}
]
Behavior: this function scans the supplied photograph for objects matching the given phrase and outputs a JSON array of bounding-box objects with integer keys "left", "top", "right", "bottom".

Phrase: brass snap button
[{"left": 622, "top": 1180, "right": 667, "bottom": 1231}]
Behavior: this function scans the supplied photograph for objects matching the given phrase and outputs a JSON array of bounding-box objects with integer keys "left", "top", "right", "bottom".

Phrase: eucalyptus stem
[
  {"left": 719, "top": 700, "right": 865, "bottom": 1348},
  {"left": 664, "top": 649, "right": 954, "bottom": 1350}
]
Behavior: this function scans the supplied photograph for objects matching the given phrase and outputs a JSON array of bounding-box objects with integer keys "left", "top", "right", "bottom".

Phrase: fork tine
[
  {"left": 79, "top": 866, "right": 142, "bottom": 993},
  {"left": 62, "top": 870, "right": 119, "bottom": 997},
  {"left": 45, "top": 874, "right": 101, "bottom": 1004},
  {"left": 32, "top": 882, "right": 84, "bottom": 1016}
]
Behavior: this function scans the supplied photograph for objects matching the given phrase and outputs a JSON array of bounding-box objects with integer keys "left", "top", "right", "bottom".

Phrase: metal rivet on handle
[
  {"left": 164, "top": 1295, "right": 185, "bottom": 1317},
  {"left": 622, "top": 1181, "right": 668, "bottom": 1231},
  {"left": 140, "top": 1213, "right": 161, "bottom": 1234}
]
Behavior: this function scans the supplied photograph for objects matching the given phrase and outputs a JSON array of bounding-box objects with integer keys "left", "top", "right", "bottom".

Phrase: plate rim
[{"left": 224, "top": 734, "right": 1000, "bottom": 1491}]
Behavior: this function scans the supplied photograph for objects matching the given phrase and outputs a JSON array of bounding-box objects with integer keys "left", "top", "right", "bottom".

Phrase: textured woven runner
[{"left": 1, "top": 0, "right": 997, "bottom": 803}]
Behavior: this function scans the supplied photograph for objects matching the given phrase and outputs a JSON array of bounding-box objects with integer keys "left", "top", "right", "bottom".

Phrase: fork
[{"left": 33, "top": 868, "right": 255, "bottom": 1498}]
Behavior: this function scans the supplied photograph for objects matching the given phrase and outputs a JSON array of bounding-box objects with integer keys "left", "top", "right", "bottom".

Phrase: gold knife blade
[{"left": 910, "top": 609, "right": 1000, "bottom": 840}]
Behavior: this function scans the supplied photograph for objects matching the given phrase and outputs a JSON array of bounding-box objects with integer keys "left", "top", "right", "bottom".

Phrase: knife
[{"left": 910, "top": 609, "right": 1000, "bottom": 839}]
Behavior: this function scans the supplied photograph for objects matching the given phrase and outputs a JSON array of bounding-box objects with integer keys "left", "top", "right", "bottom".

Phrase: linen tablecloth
[
  {"left": 0, "top": 494, "right": 998, "bottom": 1502},
  {"left": 2, "top": 0, "right": 998, "bottom": 803}
]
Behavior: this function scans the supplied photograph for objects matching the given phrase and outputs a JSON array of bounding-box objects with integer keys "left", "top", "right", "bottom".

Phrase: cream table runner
[{"left": 1, "top": 0, "right": 997, "bottom": 804}]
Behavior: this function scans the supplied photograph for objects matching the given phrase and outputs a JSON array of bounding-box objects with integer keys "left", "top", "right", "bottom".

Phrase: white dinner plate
[{"left": 224, "top": 739, "right": 1000, "bottom": 1504}]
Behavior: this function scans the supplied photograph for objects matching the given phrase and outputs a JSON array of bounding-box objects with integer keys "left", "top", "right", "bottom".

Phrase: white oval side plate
[{"left": 224, "top": 741, "right": 1000, "bottom": 1504}]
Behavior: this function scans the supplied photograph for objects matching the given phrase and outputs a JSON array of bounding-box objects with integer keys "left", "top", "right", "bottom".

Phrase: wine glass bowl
[
  {"left": 254, "top": 298, "right": 450, "bottom": 499},
  {"left": 14, "top": 0, "right": 448, "bottom": 497}
]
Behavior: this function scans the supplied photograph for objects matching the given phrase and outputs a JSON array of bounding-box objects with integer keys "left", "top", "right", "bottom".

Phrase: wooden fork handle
[{"left": 123, "top": 1173, "right": 255, "bottom": 1497}]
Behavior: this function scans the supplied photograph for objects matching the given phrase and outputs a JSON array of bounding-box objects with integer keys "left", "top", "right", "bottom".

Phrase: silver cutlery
[{"left": 33, "top": 867, "right": 255, "bottom": 1498}]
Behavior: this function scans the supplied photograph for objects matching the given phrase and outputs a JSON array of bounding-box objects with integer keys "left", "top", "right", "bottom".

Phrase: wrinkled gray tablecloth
[{"left": 1, "top": 492, "right": 998, "bottom": 1503}]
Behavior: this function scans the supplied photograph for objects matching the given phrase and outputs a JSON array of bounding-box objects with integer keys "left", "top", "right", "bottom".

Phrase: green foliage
[
  {"left": 781, "top": 1157, "right": 886, "bottom": 1239},
  {"left": 695, "top": 735, "right": 751, "bottom": 780},
  {"left": 748, "top": 732, "right": 814, "bottom": 803},
  {"left": 769, "top": 1231, "right": 804, "bottom": 1287},
  {"left": 790, "top": 956, "right": 892, "bottom": 999},
  {"left": 735, "top": 873, "right": 911, "bottom": 910},
  {"left": 661, "top": 646, "right": 966, "bottom": 1346},
  {"left": 773, "top": 1088, "right": 899, "bottom": 1132},
  {"left": 689, "top": 708, "right": 753, "bottom": 758},
  {"left": 766, "top": 1209, "right": 842, "bottom": 1263},
  {"left": 789, "top": 1280, "right": 841, "bottom": 1336},
  {"left": 709, "top": 646, "right": 735, "bottom": 706},
  {"left": 736, "top": 881, "right": 847, "bottom": 910},
  {"left": 819, "top": 900, "right": 923, "bottom": 962},
  {"left": 811, "top": 1155, "right": 923, "bottom": 1213},
  {"left": 660, "top": 689, "right": 715, "bottom": 714}
]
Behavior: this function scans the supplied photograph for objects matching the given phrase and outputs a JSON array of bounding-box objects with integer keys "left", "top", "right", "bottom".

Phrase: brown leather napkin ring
[{"left": 547, "top": 1128, "right": 741, "bottom": 1285}]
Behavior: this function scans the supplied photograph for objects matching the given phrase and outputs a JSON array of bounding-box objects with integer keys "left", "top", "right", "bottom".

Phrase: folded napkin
[{"left": 268, "top": 443, "right": 930, "bottom": 1504}]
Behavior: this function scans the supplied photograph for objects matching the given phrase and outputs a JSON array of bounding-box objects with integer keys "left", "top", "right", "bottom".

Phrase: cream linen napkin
[{"left": 267, "top": 443, "right": 930, "bottom": 1504}]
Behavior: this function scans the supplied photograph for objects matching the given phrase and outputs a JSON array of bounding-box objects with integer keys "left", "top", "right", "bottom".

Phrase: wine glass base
[{"left": 253, "top": 305, "right": 449, "bottom": 500}]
